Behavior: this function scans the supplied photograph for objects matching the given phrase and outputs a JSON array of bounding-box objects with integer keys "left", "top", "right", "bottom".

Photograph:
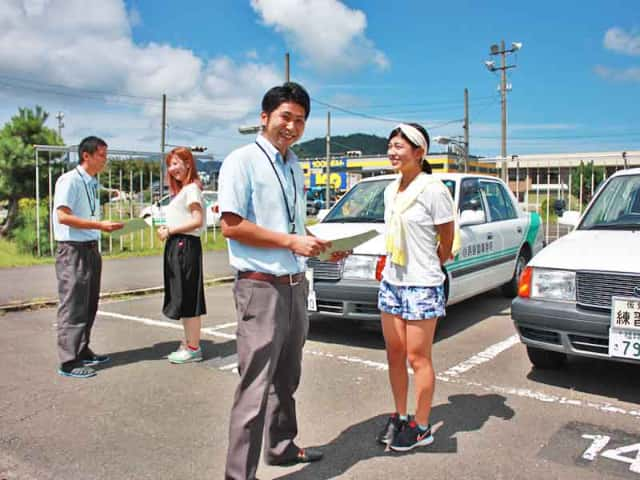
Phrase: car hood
[
  {"left": 530, "top": 229, "right": 640, "bottom": 273},
  {"left": 308, "top": 222, "right": 385, "bottom": 255}
]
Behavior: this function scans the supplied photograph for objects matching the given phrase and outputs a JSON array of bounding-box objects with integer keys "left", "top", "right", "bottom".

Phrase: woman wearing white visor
[{"left": 376, "top": 123, "right": 455, "bottom": 452}]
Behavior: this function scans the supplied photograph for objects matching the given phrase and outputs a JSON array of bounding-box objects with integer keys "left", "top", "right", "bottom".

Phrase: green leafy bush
[{"left": 12, "top": 197, "right": 52, "bottom": 256}]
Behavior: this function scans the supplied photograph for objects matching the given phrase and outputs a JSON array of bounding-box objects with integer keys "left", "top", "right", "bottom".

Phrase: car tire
[
  {"left": 526, "top": 346, "right": 566, "bottom": 369},
  {"left": 501, "top": 249, "right": 530, "bottom": 297}
]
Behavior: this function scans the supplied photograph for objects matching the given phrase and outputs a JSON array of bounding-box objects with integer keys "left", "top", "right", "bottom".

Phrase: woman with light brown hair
[{"left": 157, "top": 147, "right": 207, "bottom": 363}]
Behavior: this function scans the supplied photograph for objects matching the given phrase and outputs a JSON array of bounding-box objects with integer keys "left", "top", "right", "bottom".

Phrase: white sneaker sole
[
  {"left": 389, "top": 435, "right": 434, "bottom": 452},
  {"left": 168, "top": 355, "right": 203, "bottom": 364}
]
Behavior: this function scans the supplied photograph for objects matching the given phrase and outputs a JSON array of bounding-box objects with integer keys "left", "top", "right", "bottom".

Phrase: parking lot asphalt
[
  {"left": 2, "top": 284, "right": 640, "bottom": 480},
  {"left": 0, "top": 250, "right": 233, "bottom": 307}
]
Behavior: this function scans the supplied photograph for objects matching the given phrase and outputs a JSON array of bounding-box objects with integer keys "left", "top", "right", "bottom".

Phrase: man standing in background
[{"left": 53, "top": 136, "right": 123, "bottom": 378}]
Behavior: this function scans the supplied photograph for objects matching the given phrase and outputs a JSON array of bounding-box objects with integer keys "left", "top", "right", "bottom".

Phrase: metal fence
[
  {"left": 501, "top": 151, "right": 640, "bottom": 244},
  {"left": 33, "top": 145, "right": 217, "bottom": 257}
]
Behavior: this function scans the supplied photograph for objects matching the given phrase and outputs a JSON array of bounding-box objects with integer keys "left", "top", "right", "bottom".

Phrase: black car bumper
[
  {"left": 512, "top": 297, "right": 639, "bottom": 363},
  {"left": 309, "top": 278, "right": 380, "bottom": 322}
]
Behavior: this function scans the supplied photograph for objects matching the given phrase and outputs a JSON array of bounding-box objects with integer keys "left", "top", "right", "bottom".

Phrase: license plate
[
  {"left": 609, "top": 296, "right": 640, "bottom": 360},
  {"left": 307, "top": 290, "right": 317, "bottom": 312},
  {"left": 306, "top": 268, "right": 317, "bottom": 312}
]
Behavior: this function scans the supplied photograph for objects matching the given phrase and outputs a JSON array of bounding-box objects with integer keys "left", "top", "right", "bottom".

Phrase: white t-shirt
[
  {"left": 382, "top": 176, "right": 455, "bottom": 286},
  {"left": 165, "top": 183, "right": 205, "bottom": 237}
]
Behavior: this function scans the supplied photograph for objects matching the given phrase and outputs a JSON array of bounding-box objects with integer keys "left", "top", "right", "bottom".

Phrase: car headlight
[
  {"left": 531, "top": 268, "right": 576, "bottom": 302},
  {"left": 342, "top": 255, "right": 378, "bottom": 280}
]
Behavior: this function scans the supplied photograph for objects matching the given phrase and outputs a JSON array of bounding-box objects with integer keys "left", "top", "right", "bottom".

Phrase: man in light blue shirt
[
  {"left": 53, "top": 136, "right": 123, "bottom": 379},
  {"left": 220, "top": 82, "right": 338, "bottom": 480}
]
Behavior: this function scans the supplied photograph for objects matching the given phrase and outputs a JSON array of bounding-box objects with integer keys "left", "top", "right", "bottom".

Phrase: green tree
[
  {"left": 570, "top": 161, "right": 605, "bottom": 208},
  {"left": 0, "top": 106, "right": 63, "bottom": 237}
]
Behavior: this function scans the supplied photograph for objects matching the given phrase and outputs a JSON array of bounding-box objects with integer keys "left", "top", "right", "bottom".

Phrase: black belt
[
  {"left": 238, "top": 271, "right": 304, "bottom": 285},
  {"left": 58, "top": 240, "right": 99, "bottom": 249}
]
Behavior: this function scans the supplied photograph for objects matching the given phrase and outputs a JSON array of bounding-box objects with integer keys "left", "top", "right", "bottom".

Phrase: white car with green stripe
[{"left": 307, "top": 173, "right": 543, "bottom": 322}]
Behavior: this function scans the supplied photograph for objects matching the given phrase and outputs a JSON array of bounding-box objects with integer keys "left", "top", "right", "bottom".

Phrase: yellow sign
[{"left": 314, "top": 173, "right": 344, "bottom": 189}]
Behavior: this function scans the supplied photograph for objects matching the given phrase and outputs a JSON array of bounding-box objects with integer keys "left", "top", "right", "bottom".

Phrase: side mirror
[
  {"left": 558, "top": 210, "right": 580, "bottom": 228},
  {"left": 459, "top": 209, "right": 486, "bottom": 227},
  {"left": 553, "top": 198, "right": 566, "bottom": 217}
]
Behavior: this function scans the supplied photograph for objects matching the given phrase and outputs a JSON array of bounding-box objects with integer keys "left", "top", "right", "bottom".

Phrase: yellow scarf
[
  {"left": 385, "top": 173, "right": 461, "bottom": 266},
  {"left": 385, "top": 173, "right": 440, "bottom": 266}
]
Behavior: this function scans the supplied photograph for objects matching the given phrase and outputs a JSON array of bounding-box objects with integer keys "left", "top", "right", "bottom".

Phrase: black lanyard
[
  {"left": 255, "top": 142, "right": 297, "bottom": 233},
  {"left": 75, "top": 167, "right": 97, "bottom": 217}
]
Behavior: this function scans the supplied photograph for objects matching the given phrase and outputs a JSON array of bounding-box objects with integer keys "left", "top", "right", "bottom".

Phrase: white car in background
[
  {"left": 307, "top": 173, "right": 544, "bottom": 323},
  {"left": 512, "top": 168, "right": 640, "bottom": 369},
  {"left": 140, "top": 190, "right": 220, "bottom": 227}
]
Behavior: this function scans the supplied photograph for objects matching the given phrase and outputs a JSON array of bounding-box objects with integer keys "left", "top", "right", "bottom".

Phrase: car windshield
[
  {"left": 321, "top": 177, "right": 456, "bottom": 223},
  {"left": 580, "top": 174, "right": 640, "bottom": 230},
  {"left": 323, "top": 179, "right": 391, "bottom": 223}
]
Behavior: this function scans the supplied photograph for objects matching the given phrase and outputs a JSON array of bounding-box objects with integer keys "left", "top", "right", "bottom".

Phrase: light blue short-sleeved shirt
[
  {"left": 53, "top": 165, "right": 101, "bottom": 242},
  {"left": 218, "top": 134, "right": 307, "bottom": 275}
]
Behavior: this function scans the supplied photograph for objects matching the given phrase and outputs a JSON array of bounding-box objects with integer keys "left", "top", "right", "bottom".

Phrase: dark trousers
[
  {"left": 225, "top": 278, "right": 309, "bottom": 480},
  {"left": 55, "top": 241, "right": 102, "bottom": 367}
]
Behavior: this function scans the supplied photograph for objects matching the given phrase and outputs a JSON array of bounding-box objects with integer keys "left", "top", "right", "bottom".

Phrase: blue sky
[{"left": 0, "top": 0, "right": 638, "bottom": 159}]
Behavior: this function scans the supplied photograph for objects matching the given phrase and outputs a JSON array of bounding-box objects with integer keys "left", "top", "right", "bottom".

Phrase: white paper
[{"left": 316, "top": 229, "right": 379, "bottom": 261}]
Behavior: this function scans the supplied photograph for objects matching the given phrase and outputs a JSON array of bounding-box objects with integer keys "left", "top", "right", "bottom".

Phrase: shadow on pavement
[
  {"left": 274, "top": 393, "right": 515, "bottom": 480},
  {"left": 307, "top": 289, "right": 513, "bottom": 350},
  {"left": 436, "top": 290, "right": 513, "bottom": 343},
  {"left": 526, "top": 356, "right": 640, "bottom": 404},
  {"left": 95, "top": 339, "right": 236, "bottom": 369}
]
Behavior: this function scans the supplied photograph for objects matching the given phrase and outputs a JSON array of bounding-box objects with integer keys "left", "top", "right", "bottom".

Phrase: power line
[{"left": 475, "top": 131, "right": 640, "bottom": 140}]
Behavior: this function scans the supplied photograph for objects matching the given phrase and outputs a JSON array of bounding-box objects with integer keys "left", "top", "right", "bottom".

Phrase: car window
[
  {"left": 323, "top": 179, "right": 391, "bottom": 223},
  {"left": 580, "top": 174, "right": 640, "bottom": 230},
  {"left": 202, "top": 192, "right": 218, "bottom": 205},
  {"left": 442, "top": 179, "right": 455, "bottom": 200},
  {"left": 480, "top": 180, "right": 516, "bottom": 221},
  {"left": 459, "top": 178, "right": 485, "bottom": 217}
]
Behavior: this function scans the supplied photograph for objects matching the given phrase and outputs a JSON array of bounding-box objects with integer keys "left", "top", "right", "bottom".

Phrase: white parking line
[
  {"left": 98, "top": 310, "right": 640, "bottom": 418},
  {"left": 440, "top": 334, "right": 520, "bottom": 379},
  {"left": 97, "top": 310, "right": 237, "bottom": 340}
]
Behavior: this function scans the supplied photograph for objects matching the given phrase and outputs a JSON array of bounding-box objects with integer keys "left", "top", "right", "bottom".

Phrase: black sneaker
[
  {"left": 390, "top": 421, "right": 433, "bottom": 452},
  {"left": 80, "top": 349, "right": 111, "bottom": 366},
  {"left": 376, "top": 413, "right": 404, "bottom": 445}
]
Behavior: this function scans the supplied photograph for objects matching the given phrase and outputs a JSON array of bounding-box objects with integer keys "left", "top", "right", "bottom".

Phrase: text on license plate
[{"left": 609, "top": 296, "right": 640, "bottom": 359}]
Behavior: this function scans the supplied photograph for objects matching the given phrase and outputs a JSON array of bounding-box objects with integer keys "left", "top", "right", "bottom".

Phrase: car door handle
[
  {"left": 516, "top": 227, "right": 522, "bottom": 233},
  {"left": 487, "top": 233, "right": 494, "bottom": 240}
]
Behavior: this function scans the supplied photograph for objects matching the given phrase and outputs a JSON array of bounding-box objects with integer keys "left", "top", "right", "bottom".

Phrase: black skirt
[{"left": 163, "top": 234, "right": 206, "bottom": 320}]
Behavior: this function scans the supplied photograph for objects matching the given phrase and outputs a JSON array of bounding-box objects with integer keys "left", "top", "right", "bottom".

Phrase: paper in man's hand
[
  {"left": 110, "top": 217, "right": 149, "bottom": 239},
  {"left": 316, "top": 229, "right": 379, "bottom": 261}
]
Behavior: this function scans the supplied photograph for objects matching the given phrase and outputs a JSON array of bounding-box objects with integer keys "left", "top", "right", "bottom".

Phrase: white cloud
[
  {"left": 594, "top": 65, "right": 640, "bottom": 82},
  {"left": 250, "top": 0, "right": 389, "bottom": 72},
  {"left": 604, "top": 27, "right": 640, "bottom": 56},
  {"left": 0, "top": 0, "right": 284, "bottom": 153}
]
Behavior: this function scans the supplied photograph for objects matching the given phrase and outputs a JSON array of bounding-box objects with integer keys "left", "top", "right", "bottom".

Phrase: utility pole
[
  {"left": 485, "top": 40, "right": 522, "bottom": 182},
  {"left": 463, "top": 88, "right": 469, "bottom": 172},
  {"left": 500, "top": 40, "right": 507, "bottom": 180},
  {"left": 55, "top": 111, "right": 64, "bottom": 140},
  {"left": 160, "top": 93, "right": 167, "bottom": 200},
  {"left": 285, "top": 52, "right": 290, "bottom": 82},
  {"left": 325, "top": 111, "right": 331, "bottom": 208}
]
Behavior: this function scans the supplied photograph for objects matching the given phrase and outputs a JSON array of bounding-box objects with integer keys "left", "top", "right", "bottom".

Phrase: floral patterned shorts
[{"left": 378, "top": 279, "right": 445, "bottom": 320}]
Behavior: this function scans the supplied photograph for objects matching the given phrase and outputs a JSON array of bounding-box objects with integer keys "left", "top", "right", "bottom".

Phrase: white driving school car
[
  {"left": 306, "top": 173, "right": 544, "bottom": 322},
  {"left": 512, "top": 168, "right": 640, "bottom": 369}
]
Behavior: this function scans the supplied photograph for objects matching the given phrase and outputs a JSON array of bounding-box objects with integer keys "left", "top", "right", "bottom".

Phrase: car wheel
[
  {"left": 501, "top": 249, "right": 530, "bottom": 297},
  {"left": 526, "top": 346, "right": 566, "bottom": 369}
]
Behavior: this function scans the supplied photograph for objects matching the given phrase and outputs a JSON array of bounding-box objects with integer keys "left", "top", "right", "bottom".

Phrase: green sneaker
[{"left": 168, "top": 346, "right": 203, "bottom": 364}]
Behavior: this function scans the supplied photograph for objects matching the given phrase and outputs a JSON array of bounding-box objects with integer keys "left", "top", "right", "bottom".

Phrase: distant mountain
[
  {"left": 196, "top": 159, "right": 221, "bottom": 174},
  {"left": 292, "top": 133, "right": 387, "bottom": 158}
]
